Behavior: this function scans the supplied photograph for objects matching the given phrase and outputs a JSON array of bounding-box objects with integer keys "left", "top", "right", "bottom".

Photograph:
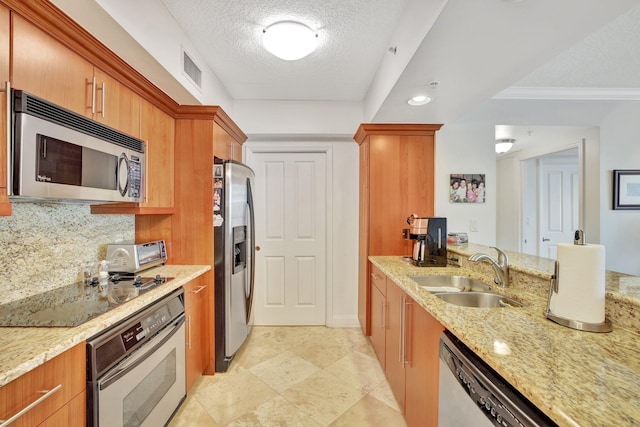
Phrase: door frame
[
  {"left": 244, "top": 144, "right": 335, "bottom": 326},
  {"left": 518, "top": 140, "right": 585, "bottom": 254}
]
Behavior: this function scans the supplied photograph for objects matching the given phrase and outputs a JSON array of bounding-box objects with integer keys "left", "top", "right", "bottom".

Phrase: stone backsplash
[{"left": 0, "top": 203, "right": 134, "bottom": 303}]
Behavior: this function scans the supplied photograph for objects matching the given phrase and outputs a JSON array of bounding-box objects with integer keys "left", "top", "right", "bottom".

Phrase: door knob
[
  {"left": 542, "top": 237, "right": 550, "bottom": 242},
  {"left": 255, "top": 246, "right": 261, "bottom": 251}
]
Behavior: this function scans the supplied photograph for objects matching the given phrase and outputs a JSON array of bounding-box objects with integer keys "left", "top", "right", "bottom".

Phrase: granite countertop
[
  {"left": 0, "top": 264, "right": 210, "bottom": 388},
  {"left": 370, "top": 249, "right": 640, "bottom": 426}
]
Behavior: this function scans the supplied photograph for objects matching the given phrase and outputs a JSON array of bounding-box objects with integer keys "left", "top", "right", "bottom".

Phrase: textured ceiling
[{"left": 160, "top": 0, "right": 408, "bottom": 101}]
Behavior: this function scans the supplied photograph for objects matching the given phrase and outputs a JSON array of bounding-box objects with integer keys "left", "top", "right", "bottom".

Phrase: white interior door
[
  {"left": 538, "top": 156, "right": 579, "bottom": 259},
  {"left": 251, "top": 152, "right": 327, "bottom": 325}
]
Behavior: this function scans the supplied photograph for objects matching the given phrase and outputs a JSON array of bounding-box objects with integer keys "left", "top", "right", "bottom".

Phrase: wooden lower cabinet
[
  {"left": 0, "top": 342, "right": 86, "bottom": 427},
  {"left": 385, "top": 280, "right": 406, "bottom": 411},
  {"left": 369, "top": 269, "right": 386, "bottom": 368},
  {"left": 405, "top": 296, "right": 444, "bottom": 427},
  {"left": 184, "top": 277, "right": 209, "bottom": 391},
  {"left": 369, "top": 263, "right": 444, "bottom": 427}
]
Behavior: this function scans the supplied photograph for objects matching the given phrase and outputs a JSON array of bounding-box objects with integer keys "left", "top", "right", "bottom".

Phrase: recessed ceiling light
[
  {"left": 262, "top": 21, "right": 318, "bottom": 61},
  {"left": 407, "top": 95, "right": 432, "bottom": 106}
]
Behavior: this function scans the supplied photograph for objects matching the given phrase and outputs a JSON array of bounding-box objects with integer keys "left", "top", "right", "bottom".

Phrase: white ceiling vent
[{"left": 182, "top": 47, "right": 202, "bottom": 89}]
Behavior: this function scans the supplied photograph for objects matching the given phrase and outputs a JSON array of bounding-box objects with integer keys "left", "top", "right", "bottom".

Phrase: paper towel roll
[{"left": 549, "top": 243, "right": 606, "bottom": 324}]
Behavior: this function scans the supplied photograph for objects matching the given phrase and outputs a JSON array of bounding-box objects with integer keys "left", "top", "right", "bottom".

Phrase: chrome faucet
[{"left": 468, "top": 247, "right": 509, "bottom": 287}]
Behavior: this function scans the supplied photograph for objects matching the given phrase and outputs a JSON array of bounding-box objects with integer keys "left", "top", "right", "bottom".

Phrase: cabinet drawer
[
  {"left": 370, "top": 264, "right": 387, "bottom": 295},
  {"left": 0, "top": 342, "right": 85, "bottom": 427}
]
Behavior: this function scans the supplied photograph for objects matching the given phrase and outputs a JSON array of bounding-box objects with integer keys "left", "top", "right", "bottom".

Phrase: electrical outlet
[{"left": 470, "top": 220, "right": 478, "bottom": 232}]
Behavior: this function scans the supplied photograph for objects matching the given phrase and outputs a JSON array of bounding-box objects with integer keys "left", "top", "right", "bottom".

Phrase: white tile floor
[{"left": 169, "top": 326, "right": 407, "bottom": 426}]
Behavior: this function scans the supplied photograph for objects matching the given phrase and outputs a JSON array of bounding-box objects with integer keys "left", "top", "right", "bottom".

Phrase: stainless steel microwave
[{"left": 10, "top": 90, "right": 144, "bottom": 203}]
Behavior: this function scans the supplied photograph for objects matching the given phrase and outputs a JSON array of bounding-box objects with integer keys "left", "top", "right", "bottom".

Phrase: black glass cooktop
[{"left": 0, "top": 276, "right": 173, "bottom": 327}]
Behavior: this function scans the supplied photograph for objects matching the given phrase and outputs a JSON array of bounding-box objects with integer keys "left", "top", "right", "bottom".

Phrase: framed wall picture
[
  {"left": 613, "top": 169, "right": 640, "bottom": 210},
  {"left": 450, "top": 173, "right": 485, "bottom": 203}
]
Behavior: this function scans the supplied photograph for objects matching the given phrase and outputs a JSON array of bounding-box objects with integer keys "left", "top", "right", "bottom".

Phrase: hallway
[{"left": 169, "top": 326, "right": 407, "bottom": 426}]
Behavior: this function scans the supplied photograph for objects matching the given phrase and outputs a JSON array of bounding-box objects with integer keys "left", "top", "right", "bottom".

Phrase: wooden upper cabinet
[
  {"left": 214, "top": 122, "right": 243, "bottom": 161},
  {"left": 92, "top": 99, "right": 175, "bottom": 214},
  {"left": 354, "top": 124, "right": 442, "bottom": 335},
  {"left": 12, "top": 13, "right": 94, "bottom": 117},
  {"left": 12, "top": 15, "right": 141, "bottom": 136},
  {"left": 0, "top": 4, "right": 10, "bottom": 216},
  {"left": 93, "top": 68, "right": 141, "bottom": 138},
  {"left": 140, "top": 99, "right": 174, "bottom": 209}
]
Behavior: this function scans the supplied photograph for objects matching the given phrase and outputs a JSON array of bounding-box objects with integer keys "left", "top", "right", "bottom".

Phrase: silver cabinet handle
[
  {"left": 186, "top": 315, "right": 192, "bottom": 350},
  {"left": 0, "top": 384, "right": 62, "bottom": 426},
  {"left": 380, "top": 301, "right": 385, "bottom": 330},
  {"left": 399, "top": 295, "right": 405, "bottom": 364},
  {"left": 542, "top": 237, "right": 550, "bottom": 242},
  {"left": 4, "top": 81, "right": 9, "bottom": 196},
  {"left": 191, "top": 285, "right": 206, "bottom": 294},
  {"left": 89, "top": 76, "right": 96, "bottom": 114},
  {"left": 96, "top": 81, "right": 105, "bottom": 118},
  {"left": 404, "top": 299, "right": 412, "bottom": 365}
]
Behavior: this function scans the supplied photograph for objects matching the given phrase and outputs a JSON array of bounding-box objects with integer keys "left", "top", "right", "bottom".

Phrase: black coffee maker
[{"left": 406, "top": 215, "right": 447, "bottom": 267}]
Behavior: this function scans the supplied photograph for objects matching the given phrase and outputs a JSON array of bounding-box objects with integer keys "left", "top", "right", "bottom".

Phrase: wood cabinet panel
[
  {"left": 370, "top": 282, "right": 386, "bottom": 368},
  {"left": 38, "top": 391, "right": 85, "bottom": 427},
  {"left": 358, "top": 142, "right": 369, "bottom": 333},
  {"left": 354, "top": 124, "right": 441, "bottom": 335},
  {"left": 12, "top": 13, "right": 94, "bottom": 117},
  {"left": 140, "top": 99, "right": 174, "bottom": 209},
  {"left": 0, "top": 343, "right": 85, "bottom": 427},
  {"left": 93, "top": 68, "right": 141, "bottom": 138},
  {"left": 184, "top": 277, "right": 209, "bottom": 392},
  {"left": 405, "top": 304, "right": 444, "bottom": 427},
  {"left": 0, "top": 4, "right": 9, "bottom": 215},
  {"left": 385, "top": 281, "right": 406, "bottom": 412}
]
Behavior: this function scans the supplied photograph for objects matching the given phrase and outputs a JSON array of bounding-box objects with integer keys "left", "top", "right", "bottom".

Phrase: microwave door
[{"left": 82, "top": 146, "right": 118, "bottom": 190}]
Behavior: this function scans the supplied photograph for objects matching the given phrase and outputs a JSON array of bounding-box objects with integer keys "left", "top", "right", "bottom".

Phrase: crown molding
[{"left": 494, "top": 87, "right": 640, "bottom": 101}]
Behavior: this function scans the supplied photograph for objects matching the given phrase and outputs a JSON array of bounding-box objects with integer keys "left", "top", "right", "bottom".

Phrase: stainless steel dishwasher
[{"left": 438, "top": 331, "right": 556, "bottom": 427}]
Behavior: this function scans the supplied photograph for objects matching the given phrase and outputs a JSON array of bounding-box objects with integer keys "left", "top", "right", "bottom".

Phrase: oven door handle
[{"left": 99, "top": 314, "right": 185, "bottom": 391}]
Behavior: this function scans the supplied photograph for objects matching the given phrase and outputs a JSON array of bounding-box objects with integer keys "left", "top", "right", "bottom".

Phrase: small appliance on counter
[
  {"left": 106, "top": 239, "right": 168, "bottom": 274},
  {"left": 544, "top": 230, "right": 612, "bottom": 333},
  {"left": 406, "top": 215, "right": 447, "bottom": 267}
]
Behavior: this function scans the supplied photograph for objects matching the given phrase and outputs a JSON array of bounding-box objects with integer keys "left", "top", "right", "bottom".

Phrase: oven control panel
[
  {"left": 88, "top": 288, "right": 185, "bottom": 379},
  {"left": 121, "top": 306, "right": 171, "bottom": 351}
]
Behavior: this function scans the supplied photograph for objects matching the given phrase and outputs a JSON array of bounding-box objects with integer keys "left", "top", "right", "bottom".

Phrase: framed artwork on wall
[
  {"left": 613, "top": 169, "right": 640, "bottom": 210},
  {"left": 449, "top": 174, "right": 485, "bottom": 203}
]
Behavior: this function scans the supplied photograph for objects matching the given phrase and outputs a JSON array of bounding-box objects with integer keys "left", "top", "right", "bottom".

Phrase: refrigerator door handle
[{"left": 245, "top": 177, "right": 255, "bottom": 325}]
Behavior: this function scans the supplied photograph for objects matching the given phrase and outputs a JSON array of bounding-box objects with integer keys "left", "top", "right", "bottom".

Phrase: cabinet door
[
  {"left": 93, "top": 68, "right": 141, "bottom": 138},
  {"left": 184, "top": 278, "right": 209, "bottom": 391},
  {"left": 0, "top": 343, "right": 85, "bottom": 427},
  {"left": 0, "top": 4, "right": 9, "bottom": 215},
  {"left": 370, "top": 282, "right": 386, "bottom": 368},
  {"left": 38, "top": 391, "right": 86, "bottom": 427},
  {"left": 385, "top": 281, "right": 406, "bottom": 412},
  {"left": 12, "top": 14, "right": 93, "bottom": 117},
  {"left": 358, "top": 141, "right": 370, "bottom": 333},
  {"left": 404, "top": 302, "right": 444, "bottom": 427},
  {"left": 140, "top": 99, "right": 174, "bottom": 208}
]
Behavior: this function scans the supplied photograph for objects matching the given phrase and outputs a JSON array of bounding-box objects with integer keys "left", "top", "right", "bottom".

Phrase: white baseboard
[{"left": 326, "top": 314, "right": 360, "bottom": 328}]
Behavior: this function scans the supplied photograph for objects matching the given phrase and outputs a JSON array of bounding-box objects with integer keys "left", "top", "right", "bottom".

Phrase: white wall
[
  {"left": 243, "top": 139, "right": 360, "bottom": 327},
  {"left": 435, "top": 124, "right": 497, "bottom": 246},
  {"left": 496, "top": 127, "right": 600, "bottom": 253},
  {"left": 600, "top": 102, "right": 640, "bottom": 274},
  {"left": 233, "top": 100, "right": 363, "bottom": 137}
]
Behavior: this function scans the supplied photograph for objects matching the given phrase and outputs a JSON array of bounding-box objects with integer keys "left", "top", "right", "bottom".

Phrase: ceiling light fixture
[
  {"left": 262, "top": 21, "right": 318, "bottom": 61},
  {"left": 407, "top": 95, "right": 432, "bottom": 106},
  {"left": 495, "top": 138, "right": 515, "bottom": 154}
]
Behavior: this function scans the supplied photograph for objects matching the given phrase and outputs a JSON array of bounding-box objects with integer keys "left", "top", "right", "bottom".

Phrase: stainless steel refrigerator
[{"left": 213, "top": 158, "right": 255, "bottom": 372}]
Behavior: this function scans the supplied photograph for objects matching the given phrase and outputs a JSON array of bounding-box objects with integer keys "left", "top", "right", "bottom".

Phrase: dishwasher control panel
[{"left": 438, "top": 331, "right": 557, "bottom": 427}]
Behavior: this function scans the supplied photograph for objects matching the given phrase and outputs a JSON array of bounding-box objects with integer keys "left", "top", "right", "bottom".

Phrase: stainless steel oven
[{"left": 87, "top": 288, "right": 186, "bottom": 427}]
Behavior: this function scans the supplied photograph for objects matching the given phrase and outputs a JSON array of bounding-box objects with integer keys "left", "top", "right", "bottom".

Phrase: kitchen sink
[
  {"left": 409, "top": 275, "right": 492, "bottom": 293},
  {"left": 434, "top": 292, "right": 524, "bottom": 308}
]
